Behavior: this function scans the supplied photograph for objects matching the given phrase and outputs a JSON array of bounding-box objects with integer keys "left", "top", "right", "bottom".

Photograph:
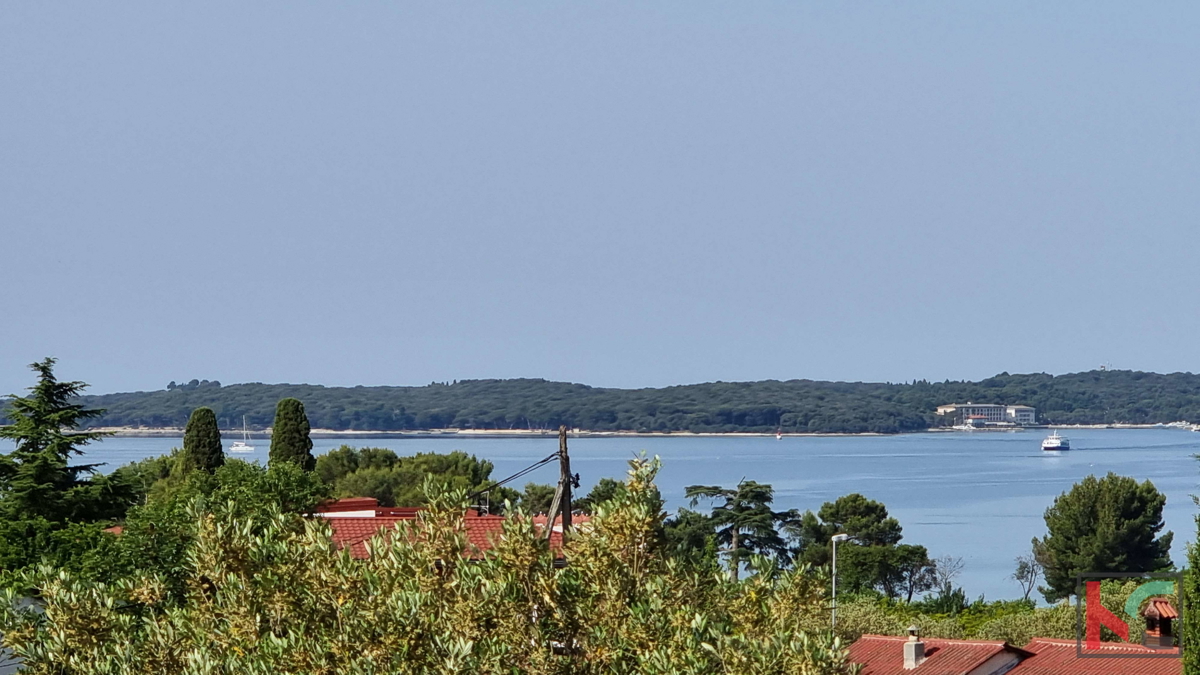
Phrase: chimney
[
  {"left": 904, "top": 625, "right": 926, "bottom": 670},
  {"left": 1141, "top": 597, "right": 1177, "bottom": 648}
]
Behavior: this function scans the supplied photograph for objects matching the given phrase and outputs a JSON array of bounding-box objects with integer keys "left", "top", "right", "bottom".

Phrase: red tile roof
[
  {"left": 849, "top": 634, "right": 1031, "bottom": 675},
  {"left": 326, "top": 515, "right": 574, "bottom": 560},
  {"left": 328, "top": 517, "right": 411, "bottom": 559},
  {"left": 316, "top": 497, "right": 477, "bottom": 518},
  {"left": 1014, "top": 638, "right": 1180, "bottom": 674},
  {"left": 318, "top": 497, "right": 380, "bottom": 511}
]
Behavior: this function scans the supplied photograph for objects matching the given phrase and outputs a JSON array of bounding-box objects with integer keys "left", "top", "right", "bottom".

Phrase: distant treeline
[{"left": 4, "top": 369, "right": 1196, "bottom": 434}]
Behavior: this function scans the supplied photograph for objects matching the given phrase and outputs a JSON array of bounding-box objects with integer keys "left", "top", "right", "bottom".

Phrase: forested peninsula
[{"left": 19, "top": 369, "right": 1200, "bottom": 434}]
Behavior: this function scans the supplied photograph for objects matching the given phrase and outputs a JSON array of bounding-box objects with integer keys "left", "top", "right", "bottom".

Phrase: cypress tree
[
  {"left": 269, "top": 398, "right": 315, "bottom": 471},
  {"left": 181, "top": 407, "right": 224, "bottom": 474}
]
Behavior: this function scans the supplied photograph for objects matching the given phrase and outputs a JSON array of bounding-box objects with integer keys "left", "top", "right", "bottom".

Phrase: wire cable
[{"left": 468, "top": 452, "right": 558, "bottom": 502}]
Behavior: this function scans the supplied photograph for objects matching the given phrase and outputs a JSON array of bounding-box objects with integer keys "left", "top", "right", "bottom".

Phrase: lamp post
[{"left": 831, "top": 533, "right": 850, "bottom": 629}]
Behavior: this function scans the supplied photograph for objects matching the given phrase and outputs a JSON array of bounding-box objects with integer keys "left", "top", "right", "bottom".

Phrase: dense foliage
[
  {"left": 0, "top": 359, "right": 136, "bottom": 572},
  {"left": 686, "top": 481, "right": 793, "bottom": 580},
  {"left": 791, "top": 494, "right": 936, "bottom": 601},
  {"left": 268, "top": 397, "right": 315, "bottom": 471},
  {"left": 1033, "top": 472, "right": 1173, "bottom": 602},
  {"left": 180, "top": 407, "right": 223, "bottom": 474},
  {"left": 1185, "top": 525, "right": 1200, "bottom": 673},
  {"left": 0, "top": 458, "right": 861, "bottom": 674},
  {"left": 316, "top": 445, "right": 521, "bottom": 511},
  {"left": 49, "top": 369, "right": 1200, "bottom": 433},
  {"left": 79, "top": 459, "right": 329, "bottom": 596},
  {"left": 832, "top": 578, "right": 1156, "bottom": 647}
]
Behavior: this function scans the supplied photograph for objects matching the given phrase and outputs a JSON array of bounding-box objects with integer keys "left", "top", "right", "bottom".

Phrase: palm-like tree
[{"left": 685, "top": 480, "right": 795, "bottom": 580}]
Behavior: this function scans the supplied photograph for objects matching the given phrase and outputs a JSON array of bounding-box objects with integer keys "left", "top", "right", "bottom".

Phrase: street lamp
[{"left": 831, "top": 533, "right": 850, "bottom": 629}]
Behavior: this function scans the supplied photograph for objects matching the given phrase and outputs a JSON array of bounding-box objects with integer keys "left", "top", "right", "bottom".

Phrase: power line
[{"left": 468, "top": 452, "right": 558, "bottom": 503}]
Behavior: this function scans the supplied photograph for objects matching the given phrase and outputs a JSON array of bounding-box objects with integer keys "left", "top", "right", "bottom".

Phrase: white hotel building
[{"left": 936, "top": 403, "right": 1036, "bottom": 426}]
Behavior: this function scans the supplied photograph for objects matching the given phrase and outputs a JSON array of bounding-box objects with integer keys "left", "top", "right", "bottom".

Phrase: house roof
[
  {"left": 850, "top": 634, "right": 1181, "bottom": 675},
  {"left": 315, "top": 497, "right": 476, "bottom": 518},
  {"left": 1013, "top": 638, "right": 1180, "bottom": 674},
  {"left": 849, "top": 634, "right": 1032, "bottom": 675},
  {"left": 326, "top": 514, "right": 577, "bottom": 560}
]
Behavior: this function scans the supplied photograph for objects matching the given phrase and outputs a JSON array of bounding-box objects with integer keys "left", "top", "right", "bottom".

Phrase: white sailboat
[{"left": 230, "top": 416, "right": 255, "bottom": 453}]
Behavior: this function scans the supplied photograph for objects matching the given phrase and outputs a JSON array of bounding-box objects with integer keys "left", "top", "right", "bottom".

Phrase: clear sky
[{"left": 3, "top": 2, "right": 1199, "bottom": 395}]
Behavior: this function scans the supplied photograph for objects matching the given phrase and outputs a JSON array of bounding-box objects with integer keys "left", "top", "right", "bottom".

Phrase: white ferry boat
[{"left": 1041, "top": 431, "right": 1069, "bottom": 451}]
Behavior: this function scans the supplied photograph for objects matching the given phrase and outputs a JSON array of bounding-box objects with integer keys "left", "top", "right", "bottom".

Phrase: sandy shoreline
[{"left": 82, "top": 423, "right": 1196, "bottom": 439}]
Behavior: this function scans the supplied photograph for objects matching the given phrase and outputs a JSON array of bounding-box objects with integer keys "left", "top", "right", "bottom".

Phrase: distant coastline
[
  {"left": 86, "top": 423, "right": 1197, "bottom": 439},
  {"left": 52, "top": 370, "right": 1200, "bottom": 436}
]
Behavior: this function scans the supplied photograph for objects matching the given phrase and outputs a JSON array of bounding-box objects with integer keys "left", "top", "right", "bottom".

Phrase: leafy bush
[
  {"left": 0, "top": 458, "right": 859, "bottom": 674},
  {"left": 316, "top": 446, "right": 520, "bottom": 510}
]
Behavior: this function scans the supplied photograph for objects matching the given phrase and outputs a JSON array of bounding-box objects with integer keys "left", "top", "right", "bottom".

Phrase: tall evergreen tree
[
  {"left": 685, "top": 480, "right": 794, "bottom": 580},
  {"left": 269, "top": 398, "right": 315, "bottom": 471},
  {"left": 1033, "top": 472, "right": 1173, "bottom": 602},
  {"left": 0, "top": 358, "right": 127, "bottom": 522},
  {"left": 181, "top": 407, "right": 224, "bottom": 474}
]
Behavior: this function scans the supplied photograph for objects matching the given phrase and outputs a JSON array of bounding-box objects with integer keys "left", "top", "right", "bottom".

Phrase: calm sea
[{"left": 3, "top": 428, "right": 1198, "bottom": 601}]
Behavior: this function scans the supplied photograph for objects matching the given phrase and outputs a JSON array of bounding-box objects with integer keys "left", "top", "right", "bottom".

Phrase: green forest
[{"left": 9, "top": 369, "right": 1200, "bottom": 434}]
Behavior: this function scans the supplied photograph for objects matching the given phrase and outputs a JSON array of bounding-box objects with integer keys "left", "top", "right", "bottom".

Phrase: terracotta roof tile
[
  {"left": 316, "top": 498, "right": 479, "bottom": 518},
  {"left": 325, "top": 515, "right": 577, "bottom": 560},
  {"left": 849, "top": 634, "right": 1030, "bottom": 675},
  {"left": 1014, "top": 638, "right": 1181, "bottom": 674}
]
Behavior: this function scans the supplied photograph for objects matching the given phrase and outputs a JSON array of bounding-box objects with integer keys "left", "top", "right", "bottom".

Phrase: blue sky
[{"left": 3, "top": 2, "right": 1199, "bottom": 395}]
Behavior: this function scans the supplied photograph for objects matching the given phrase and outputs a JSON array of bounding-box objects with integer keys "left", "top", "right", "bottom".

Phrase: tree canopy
[
  {"left": 790, "top": 493, "right": 935, "bottom": 600},
  {"left": 0, "top": 358, "right": 115, "bottom": 522},
  {"left": 315, "top": 446, "right": 521, "bottom": 512},
  {"left": 180, "top": 407, "right": 224, "bottom": 474},
  {"left": 268, "top": 398, "right": 315, "bottom": 471},
  {"left": 686, "top": 480, "right": 794, "bottom": 580},
  {"left": 49, "top": 369, "right": 1200, "bottom": 434},
  {"left": 0, "top": 359, "right": 136, "bottom": 572},
  {"left": 0, "top": 458, "right": 861, "bottom": 674},
  {"left": 1033, "top": 472, "right": 1173, "bottom": 601}
]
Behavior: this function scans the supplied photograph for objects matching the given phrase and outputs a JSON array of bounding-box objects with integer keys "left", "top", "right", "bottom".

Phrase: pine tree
[
  {"left": 181, "top": 407, "right": 224, "bottom": 474},
  {"left": 685, "top": 480, "right": 793, "bottom": 580},
  {"left": 1034, "top": 472, "right": 1173, "bottom": 601},
  {"left": 0, "top": 358, "right": 115, "bottom": 522},
  {"left": 269, "top": 398, "right": 315, "bottom": 471}
]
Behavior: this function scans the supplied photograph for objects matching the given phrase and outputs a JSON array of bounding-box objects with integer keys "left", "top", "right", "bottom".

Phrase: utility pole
[
  {"left": 831, "top": 533, "right": 849, "bottom": 629},
  {"left": 545, "top": 425, "right": 576, "bottom": 540}
]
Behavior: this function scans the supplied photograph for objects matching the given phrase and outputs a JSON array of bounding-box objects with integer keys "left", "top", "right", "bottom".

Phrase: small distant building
[
  {"left": 937, "top": 403, "right": 1036, "bottom": 426},
  {"left": 1006, "top": 405, "right": 1036, "bottom": 425},
  {"left": 964, "top": 415, "right": 989, "bottom": 428}
]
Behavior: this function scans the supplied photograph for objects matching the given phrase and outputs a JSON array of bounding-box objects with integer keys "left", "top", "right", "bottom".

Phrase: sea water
[{"left": 3, "top": 428, "right": 1197, "bottom": 601}]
